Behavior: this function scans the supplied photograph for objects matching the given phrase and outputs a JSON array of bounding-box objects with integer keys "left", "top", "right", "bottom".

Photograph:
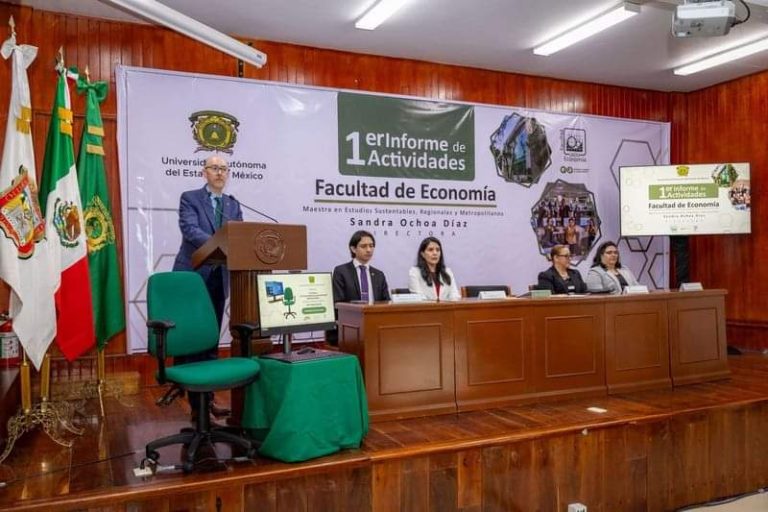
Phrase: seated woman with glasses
[
  {"left": 585, "top": 241, "right": 639, "bottom": 294},
  {"left": 536, "top": 244, "right": 587, "bottom": 295}
]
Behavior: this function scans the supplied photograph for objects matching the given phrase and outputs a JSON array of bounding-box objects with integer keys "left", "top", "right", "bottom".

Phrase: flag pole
[
  {"left": 37, "top": 45, "right": 58, "bottom": 415},
  {"left": 0, "top": 27, "right": 86, "bottom": 465},
  {"left": 93, "top": 93, "right": 108, "bottom": 415},
  {"left": 77, "top": 65, "right": 122, "bottom": 417},
  {"left": 80, "top": 64, "right": 109, "bottom": 417}
]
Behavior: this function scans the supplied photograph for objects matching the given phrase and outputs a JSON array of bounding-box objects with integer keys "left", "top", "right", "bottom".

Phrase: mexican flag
[
  {"left": 38, "top": 64, "right": 95, "bottom": 361},
  {"left": 75, "top": 73, "right": 125, "bottom": 350},
  {"left": 0, "top": 35, "right": 58, "bottom": 370}
]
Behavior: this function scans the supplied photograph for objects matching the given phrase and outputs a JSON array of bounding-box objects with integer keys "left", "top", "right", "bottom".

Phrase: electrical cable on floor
[
  {"left": 0, "top": 448, "right": 143, "bottom": 488},
  {"left": 676, "top": 488, "right": 766, "bottom": 510}
]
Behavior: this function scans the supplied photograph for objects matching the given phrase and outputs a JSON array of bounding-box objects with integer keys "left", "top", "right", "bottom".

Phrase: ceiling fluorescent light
[
  {"left": 101, "top": 0, "right": 266, "bottom": 68},
  {"left": 356, "top": 0, "right": 410, "bottom": 30},
  {"left": 674, "top": 37, "right": 768, "bottom": 75},
  {"left": 534, "top": 2, "right": 641, "bottom": 56}
]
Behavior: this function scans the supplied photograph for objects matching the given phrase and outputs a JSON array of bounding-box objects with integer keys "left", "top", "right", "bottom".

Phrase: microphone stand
[
  {"left": 238, "top": 201, "right": 278, "bottom": 223},
  {"left": 215, "top": 198, "right": 279, "bottom": 224}
]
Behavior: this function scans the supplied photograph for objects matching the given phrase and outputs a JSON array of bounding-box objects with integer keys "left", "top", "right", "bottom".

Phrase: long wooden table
[{"left": 337, "top": 290, "right": 729, "bottom": 421}]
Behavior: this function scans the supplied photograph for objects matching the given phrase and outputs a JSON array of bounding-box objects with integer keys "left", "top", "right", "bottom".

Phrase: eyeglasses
[
  {"left": 555, "top": 253, "right": 571, "bottom": 258},
  {"left": 205, "top": 165, "right": 229, "bottom": 174}
]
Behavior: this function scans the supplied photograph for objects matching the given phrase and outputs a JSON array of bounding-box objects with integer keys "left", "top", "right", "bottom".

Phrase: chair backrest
[
  {"left": 283, "top": 287, "right": 295, "bottom": 305},
  {"left": 391, "top": 288, "right": 411, "bottom": 295},
  {"left": 461, "top": 285, "right": 510, "bottom": 298},
  {"left": 147, "top": 271, "right": 220, "bottom": 358}
]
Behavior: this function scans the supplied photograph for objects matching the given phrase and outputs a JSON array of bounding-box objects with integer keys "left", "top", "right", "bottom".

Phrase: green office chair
[
  {"left": 143, "top": 271, "right": 261, "bottom": 473},
  {"left": 283, "top": 286, "right": 297, "bottom": 319}
]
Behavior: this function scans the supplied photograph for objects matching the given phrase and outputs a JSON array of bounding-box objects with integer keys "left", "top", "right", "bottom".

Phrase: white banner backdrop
[{"left": 117, "top": 66, "right": 670, "bottom": 353}]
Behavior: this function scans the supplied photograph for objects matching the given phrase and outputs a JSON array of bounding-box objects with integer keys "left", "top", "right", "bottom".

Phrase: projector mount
[{"left": 672, "top": 0, "right": 751, "bottom": 37}]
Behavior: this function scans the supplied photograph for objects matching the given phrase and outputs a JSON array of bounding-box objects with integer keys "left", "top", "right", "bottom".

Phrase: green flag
[{"left": 75, "top": 72, "right": 124, "bottom": 350}]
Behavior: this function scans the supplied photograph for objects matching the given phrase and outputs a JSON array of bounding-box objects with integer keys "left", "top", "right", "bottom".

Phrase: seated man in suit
[
  {"left": 333, "top": 230, "right": 391, "bottom": 304},
  {"left": 328, "top": 231, "right": 391, "bottom": 345},
  {"left": 171, "top": 155, "right": 243, "bottom": 421}
]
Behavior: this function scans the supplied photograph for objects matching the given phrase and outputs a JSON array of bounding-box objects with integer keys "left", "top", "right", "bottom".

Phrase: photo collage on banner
[{"left": 117, "top": 67, "right": 670, "bottom": 353}]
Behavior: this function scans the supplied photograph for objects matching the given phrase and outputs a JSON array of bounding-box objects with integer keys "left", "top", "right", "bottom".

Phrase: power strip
[
  {"left": 133, "top": 466, "right": 153, "bottom": 478},
  {"left": 133, "top": 464, "right": 177, "bottom": 477},
  {"left": 568, "top": 503, "right": 587, "bottom": 512}
]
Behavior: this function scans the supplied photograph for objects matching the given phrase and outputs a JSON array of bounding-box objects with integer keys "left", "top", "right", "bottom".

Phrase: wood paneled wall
[
  {"left": 671, "top": 73, "right": 768, "bottom": 350},
  {"left": 0, "top": 1, "right": 762, "bottom": 352}
]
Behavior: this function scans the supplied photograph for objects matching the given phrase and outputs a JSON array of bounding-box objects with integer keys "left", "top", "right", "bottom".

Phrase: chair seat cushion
[{"left": 165, "top": 357, "right": 260, "bottom": 389}]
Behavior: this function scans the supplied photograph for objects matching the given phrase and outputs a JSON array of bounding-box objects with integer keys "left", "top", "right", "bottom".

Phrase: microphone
[{"left": 215, "top": 194, "right": 278, "bottom": 224}]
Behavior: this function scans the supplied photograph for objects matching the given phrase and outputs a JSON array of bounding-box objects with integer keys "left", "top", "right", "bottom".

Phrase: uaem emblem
[
  {"left": 189, "top": 110, "right": 239, "bottom": 154},
  {"left": 83, "top": 195, "right": 115, "bottom": 254},
  {"left": 0, "top": 166, "right": 46, "bottom": 259},
  {"left": 52, "top": 197, "right": 82, "bottom": 248}
]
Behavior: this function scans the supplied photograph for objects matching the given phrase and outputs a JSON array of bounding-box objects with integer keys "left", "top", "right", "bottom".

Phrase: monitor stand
[
  {"left": 282, "top": 332, "right": 293, "bottom": 355},
  {"left": 260, "top": 333, "right": 346, "bottom": 363}
]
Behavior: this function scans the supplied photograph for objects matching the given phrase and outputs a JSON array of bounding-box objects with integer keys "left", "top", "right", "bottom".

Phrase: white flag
[{"left": 0, "top": 35, "right": 58, "bottom": 369}]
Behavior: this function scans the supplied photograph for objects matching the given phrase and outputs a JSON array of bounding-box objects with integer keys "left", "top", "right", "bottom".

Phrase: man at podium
[
  {"left": 171, "top": 155, "right": 242, "bottom": 420},
  {"left": 172, "top": 155, "right": 243, "bottom": 325}
]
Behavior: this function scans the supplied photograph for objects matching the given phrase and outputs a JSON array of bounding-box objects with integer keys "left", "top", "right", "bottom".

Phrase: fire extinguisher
[{"left": 0, "top": 315, "right": 20, "bottom": 368}]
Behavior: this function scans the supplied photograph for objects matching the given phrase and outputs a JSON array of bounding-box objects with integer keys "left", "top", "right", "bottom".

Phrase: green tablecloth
[{"left": 242, "top": 354, "right": 369, "bottom": 462}]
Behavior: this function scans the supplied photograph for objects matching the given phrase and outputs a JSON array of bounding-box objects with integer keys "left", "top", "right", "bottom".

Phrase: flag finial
[
  {"left": 56, "top": 46, "right": 64, "bottom": 70},
  {"left": 84, "top": 65, "right": 90, "bottom": 83},
  {"left": 8, "top": 15, "right": 15, "bottom": 37}
]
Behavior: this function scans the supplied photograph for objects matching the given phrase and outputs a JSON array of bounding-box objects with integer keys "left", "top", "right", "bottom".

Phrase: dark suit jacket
[
  {"left": 537, "top": 266, "right": 587, "bottom": 295},
  {"left": 332, "top": 261, "right": 391, "bottom": 303},
  {"left": 172, "top": 186, "right": 243, "bottom": 291}
]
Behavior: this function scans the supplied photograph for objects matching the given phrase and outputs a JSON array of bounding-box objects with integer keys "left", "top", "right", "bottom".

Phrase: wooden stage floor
[{"left": 2, "top": 354, "right": 768, "bottom": 512}]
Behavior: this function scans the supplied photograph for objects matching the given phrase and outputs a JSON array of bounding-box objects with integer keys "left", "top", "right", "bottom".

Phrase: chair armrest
[
  {"left": 147, "top": 319, "right": 175, "bottom": 331},
  {"left": 146, "top": 319, "right": 175, "bottom": 383},
  {"left": 230, "top": 322, "right": 260, "bottom": 358}
]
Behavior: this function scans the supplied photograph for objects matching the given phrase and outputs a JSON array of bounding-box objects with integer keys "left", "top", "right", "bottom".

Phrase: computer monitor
[
  {"left": 256, "top": 272, "right": 336, "bottom": 336},
  {"left": 264, "top": 280, "right": 284, "bottom": 302}
]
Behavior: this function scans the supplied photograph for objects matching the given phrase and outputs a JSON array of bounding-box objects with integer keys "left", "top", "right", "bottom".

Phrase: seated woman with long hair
[{"left": 408, "top": 236, "right": 461, "bottom": 301}]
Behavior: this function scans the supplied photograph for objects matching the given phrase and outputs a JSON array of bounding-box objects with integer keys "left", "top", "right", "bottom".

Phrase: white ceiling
[{"left": 15, "top": 0, "right": 768, "bottom": 92}]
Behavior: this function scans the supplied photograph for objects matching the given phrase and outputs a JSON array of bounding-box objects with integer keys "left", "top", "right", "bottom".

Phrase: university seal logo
[
  {"left": 83, "top": 196, "right": 115, "bottom": 254},
  {"left": 189, "top": 110, "right": 240, "bottom": 154},
  {"left": 0, "top": 166, "right": 46, "bottom": 259},
  {"left": 52, "top": 197, "right": 82, "bottom": 248},
  {"left": 253, "top": 229, "right": 285, "bottom": 265}
]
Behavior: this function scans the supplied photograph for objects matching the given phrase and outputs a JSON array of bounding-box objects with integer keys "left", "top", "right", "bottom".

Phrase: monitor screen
[
  {"left": 620, "top": 162, "right": 751, "bottom": 236},
  {"left": 264, "top": 281, "right": 284, "bottom": 301},
  {"left": 256, "top": 272, "right": 336, "bottom": 336}
]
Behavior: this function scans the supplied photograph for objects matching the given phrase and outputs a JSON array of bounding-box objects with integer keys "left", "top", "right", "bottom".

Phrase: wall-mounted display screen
[{"left": 620, "top": 163, "right": 751, "bottom": 236}]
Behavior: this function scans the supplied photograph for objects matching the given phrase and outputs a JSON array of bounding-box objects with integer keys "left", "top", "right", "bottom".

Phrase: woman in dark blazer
[{"left": 537, "top": 244, "right": 587, "bottom": 295}]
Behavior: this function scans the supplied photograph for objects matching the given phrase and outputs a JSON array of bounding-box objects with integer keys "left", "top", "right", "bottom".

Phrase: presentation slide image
[
  {"left": 620, "top": 163, "right": 750, "bottom": 236},
  {"left": 257, "top": 274, "right": 335, "bottom": 330}
]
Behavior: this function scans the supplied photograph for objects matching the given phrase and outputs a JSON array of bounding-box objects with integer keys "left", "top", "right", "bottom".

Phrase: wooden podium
[{"left": 191, "top": 221, "right": 307, "bottom": 421}]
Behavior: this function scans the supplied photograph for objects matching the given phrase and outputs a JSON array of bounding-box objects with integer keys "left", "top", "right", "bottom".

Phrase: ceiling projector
[{"left": 673, "top": 0, "right": 737, "bottom": 37}]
